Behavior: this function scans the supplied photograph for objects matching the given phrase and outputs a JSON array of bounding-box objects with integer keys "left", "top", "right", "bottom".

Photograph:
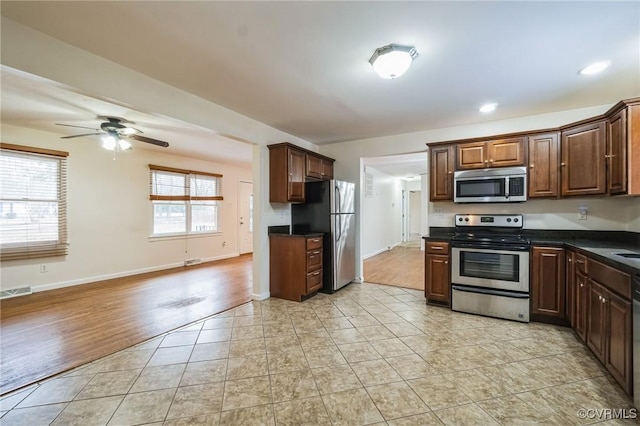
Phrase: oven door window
[
  {"left": 459, "top": 251, "right": 519, "bottom": 282},
  {"left": 456, "top": 179, "right": 505, "bottom": 198}
]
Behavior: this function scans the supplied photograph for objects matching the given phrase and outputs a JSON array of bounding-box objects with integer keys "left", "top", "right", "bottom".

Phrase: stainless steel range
[{"left": 450, "top": 214, "right": 531, "bottom": 322}]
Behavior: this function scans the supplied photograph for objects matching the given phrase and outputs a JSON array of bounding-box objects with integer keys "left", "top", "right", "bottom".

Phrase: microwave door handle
[{"left": 505, "top": 176, "right": 510, "bottom": 198}]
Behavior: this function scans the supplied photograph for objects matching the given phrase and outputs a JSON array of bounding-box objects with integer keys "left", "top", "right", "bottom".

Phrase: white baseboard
[
  {"left": 252, "top": 291, "right": 270, "bottom": 301},
  {"left": 31, "top": 253, "right": 241, "bottom": 293},
  {"left": 363, "top": 242, "right": 401, "bottom": 260}
]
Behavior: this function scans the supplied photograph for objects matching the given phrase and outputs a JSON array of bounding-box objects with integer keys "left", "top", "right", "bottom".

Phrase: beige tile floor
[{"left": 0, "top": 282, "right": 637, "bottom": 425}]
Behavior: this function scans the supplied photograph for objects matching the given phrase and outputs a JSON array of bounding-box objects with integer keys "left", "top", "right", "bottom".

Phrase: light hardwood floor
[
  {"left": 0, "top": 254, "right": 252, "bottom": 395},
  {"left": 363, "top": 245, "right": 424, "bottom": 290}
]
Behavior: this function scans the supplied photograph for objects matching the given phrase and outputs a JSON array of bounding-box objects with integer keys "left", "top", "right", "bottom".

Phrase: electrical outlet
[
  {"left": 222, "top": 241, "right": 226, "bottom": 247},
  {"left": 578, "top": 205, "right": 587, "bottom": 220},
  {"left": 40, "top": 265, "right": 48, "bottom": 273}
]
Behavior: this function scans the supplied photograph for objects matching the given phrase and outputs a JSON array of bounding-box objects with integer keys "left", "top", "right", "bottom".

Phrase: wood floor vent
[
  {"left": 184, "top": 258, "right": 202, "bottom": 266},
  {"left": 1, "top": 287, "right": 32, "bottom": 299}
]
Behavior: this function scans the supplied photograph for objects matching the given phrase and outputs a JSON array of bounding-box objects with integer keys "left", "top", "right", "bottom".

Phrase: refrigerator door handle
[{"left": 335, "top": 185, "right": 341, "bottom": 214}]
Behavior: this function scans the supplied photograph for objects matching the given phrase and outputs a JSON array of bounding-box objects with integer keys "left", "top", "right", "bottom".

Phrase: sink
[{"left": 615, "top": 253, "right": 640, "bottom": 259}]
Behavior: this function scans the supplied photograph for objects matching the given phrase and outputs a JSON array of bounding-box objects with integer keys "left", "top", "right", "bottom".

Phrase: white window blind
[
  {"left": 0, "top": 143, "right": 69, "bottom": 260},
  {"left": 149, "top": 165, "right": 223, "bottom": 236}
]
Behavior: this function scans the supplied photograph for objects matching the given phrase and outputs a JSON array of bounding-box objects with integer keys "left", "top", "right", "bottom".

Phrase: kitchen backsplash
[{"left": 429, "top": 197, "right": 639, "bottom": 231}]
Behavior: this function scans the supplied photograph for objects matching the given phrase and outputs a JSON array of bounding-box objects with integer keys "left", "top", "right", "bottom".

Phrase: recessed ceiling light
[
  {"left": 479, "top": 103, "right": 497, "bottom": 113},
  {"left": 579, "top": 61, "right": 610, "bottom": 75}
]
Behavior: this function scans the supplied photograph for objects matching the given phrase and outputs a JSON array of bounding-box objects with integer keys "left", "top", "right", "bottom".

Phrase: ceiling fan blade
[
  {"left": 55, "top": 123, "right": 100, "bottom": 131},
  {"left": 128, "top": 134, "right": 169, "bottom": 148},
  {"left": 60, "top": 133, "right": 102, "bottom": 139}
]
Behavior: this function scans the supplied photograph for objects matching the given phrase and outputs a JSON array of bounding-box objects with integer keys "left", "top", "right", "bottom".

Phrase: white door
[{"left": 239, "top": 181, "right": 253, "bottom": 254}]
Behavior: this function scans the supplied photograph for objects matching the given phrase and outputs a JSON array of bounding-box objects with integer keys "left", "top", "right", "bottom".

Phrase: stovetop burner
[{"left": 453, "top": 214, "right": 530, "bottom": 246}]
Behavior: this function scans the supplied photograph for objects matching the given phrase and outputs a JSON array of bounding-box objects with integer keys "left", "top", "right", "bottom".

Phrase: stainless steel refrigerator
[{"left": 291, "top": 180, "right": 356, "bottom": 292}]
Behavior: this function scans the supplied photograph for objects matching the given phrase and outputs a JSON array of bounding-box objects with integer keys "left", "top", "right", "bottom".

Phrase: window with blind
[
  {"left": 149, "top": 165, "right": 223, "bottom": 236},
  {"left": 0, "top": 143, "right": 69, "bottom": 260}
]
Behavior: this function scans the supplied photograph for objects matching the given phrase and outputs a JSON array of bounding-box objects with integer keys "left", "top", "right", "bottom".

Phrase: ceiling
[{"left": 1, "top": 1, "right": 639, "bottom": 172}]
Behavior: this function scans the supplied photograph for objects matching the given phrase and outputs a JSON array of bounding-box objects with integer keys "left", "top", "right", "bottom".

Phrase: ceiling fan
[{"left": 56, "top": 117, "right": 170, "bottom": 150}]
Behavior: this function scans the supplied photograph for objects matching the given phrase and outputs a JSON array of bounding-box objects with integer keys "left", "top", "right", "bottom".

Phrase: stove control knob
[
  {"left": 506, "top": 218, "right": 512, "bottom": 223},
  {"left": 514, "top": 218, "right": 519, "bottom": 223},
  {"left": 458, "top": 218, "right": 463, "bottom": 222},
  {"left": 464, "top": 218, "right": 469, "bottom": 222}
]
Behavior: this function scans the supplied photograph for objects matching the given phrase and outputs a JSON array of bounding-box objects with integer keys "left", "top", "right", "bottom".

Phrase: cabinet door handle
[
  {"left": 602, "top": 297, "right": 606, "bottom": 304},
  {"left": 447, "top": 171, "right": 453, "bottom": 175},
  {"left": 311, "top": 239, "right": 320, "bottom": 243},
  {"left": 489, "top": 159, "right": 494, "bottom": 163},
  {"left": 312, "top": 251, "right": 320, "bottom": 255},
  {"left": 431, "top": 246, "right": 444, "bottom": 250},
  {"left": 561, "top": 162, "right": 567, "bottom": 167},
  {"left": 444, "top": 261, "right": 448, "bottom": 264},
  {"left": 580, "top": 283, "right": 584, "bottom": 288},
  {"left": 568, "top": 258, "right": 572, "bottom": 262},
  {"left": 313, "top": 271, "right": 320, "bottom": 276},
  {"left": 529, "top": 164, "right": 534, "bottom": 169},
  {"left": 484, "top": 160, "right": 489, "bottom": 164},
  {"left": 309, "top": 255, "right": 315, "bottom": 259},
  {"left": 604, "top": 154, "right": 615, "bottom": 158}
]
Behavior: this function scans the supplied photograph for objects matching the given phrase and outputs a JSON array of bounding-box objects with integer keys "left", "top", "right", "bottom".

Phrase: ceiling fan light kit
[
  {"left": 56, "top": 117, "right": 169, "bottom": 152},
  {"left": 369, "top": 44, "right": 418, "bottom": 79}
]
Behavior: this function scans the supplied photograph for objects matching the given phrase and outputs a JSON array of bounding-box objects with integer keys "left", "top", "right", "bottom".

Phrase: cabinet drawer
[
  {"left": 426, "top": 241, "right": 449, "bottom": 254},
  {"left": 307, "top": 250, "right": 322, "bottom": 272},
  {"left": 306, "top": 270, "right": 323, "bottom": 294},
  {"left": 306, "top": 237, "right": 323, "bottom": 251},
  {"left": 575, "top": 253, "right": 587, "bottom": 274},
  {"left": 588, "top": 258, "right": 630, "bottom": 299}
]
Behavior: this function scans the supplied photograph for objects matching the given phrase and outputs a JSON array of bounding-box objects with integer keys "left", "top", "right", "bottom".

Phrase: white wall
[
  {"left": 409, "top": 191, "right": 421, "bottom": 236},
  {"left": 362, "top": 167, "right": 403, "bottom": 259},
  {"left": 1, "top": 124, "right": 252, "bottom": 292}
]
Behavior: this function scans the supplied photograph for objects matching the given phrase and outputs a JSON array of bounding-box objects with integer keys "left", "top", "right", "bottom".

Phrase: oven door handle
[
  {"left": 452, "top": 284, "right": 529, "bottom": 298},
  {"left": 451, "top": 242, "right": 530, "bottom": 251}
]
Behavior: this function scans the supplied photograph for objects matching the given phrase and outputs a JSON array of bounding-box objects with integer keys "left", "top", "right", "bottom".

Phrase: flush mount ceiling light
[
  {"left": 479, "top": 103, "right": 498, "bottom": 113},
  {"left": 369, "top": 44, "right": 418, "bottom": 79},
  {"left": 579, "top": 61, "right": 610, "bottom": 75}
]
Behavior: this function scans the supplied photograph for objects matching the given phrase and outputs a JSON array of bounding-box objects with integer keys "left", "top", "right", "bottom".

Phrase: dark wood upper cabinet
[
  {"left": 457, "top": 137, "right": 525, "bottom": 170},
  {"left": 528, "top": 133, "right": 560, "bottom": 198},
  {"left": 269, "top": 143, "right": 335, "bottom": 203},
  {"left": 561, "top": 121, "right": 606, "bottom": 196},
  {"left": 306, "top": 154, "right": 323, "bottom": 180},
  {"left": 607, "top": 108, "right": 628, "bottom": 195},
  {"left": 531, "top": 247, "right": 566, "bottom": 322},
  {"left": 429, "top": 145, "right": 455, "bottom": 201}
]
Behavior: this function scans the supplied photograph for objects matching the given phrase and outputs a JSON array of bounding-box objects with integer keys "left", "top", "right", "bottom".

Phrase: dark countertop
[
  {"left": 423, "top": 227, "right": 640, "bottom": 274},
  {"left": 268, "top": 225, "right": 324, "bottom": 238}
]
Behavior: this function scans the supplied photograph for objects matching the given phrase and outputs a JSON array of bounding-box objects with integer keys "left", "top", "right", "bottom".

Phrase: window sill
[{"left": 148, "top": 232, "right": 221, "bottom": 242}]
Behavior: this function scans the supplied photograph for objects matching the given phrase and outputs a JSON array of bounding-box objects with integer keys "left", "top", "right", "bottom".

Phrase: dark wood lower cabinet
[
  {"left": 586, "top": 281, "right": 607, "bottom": 362},
  {"left": 579, "top": 257, "right": 633, "bottom": 395},
  {"left": 531, "top": 247, "right": 566, "bottom": 324},
  {"left": 574, "top": 272, "right": 588, "bottom": 342},
  {"left": 606, "top": 292, "right": 632, "bottom": 394},
  {"left": 424, "top": 241, "right": 450, "bottom": 306},
  {"left": 269, "top": 234, "right": 323, "bottom": 302}
]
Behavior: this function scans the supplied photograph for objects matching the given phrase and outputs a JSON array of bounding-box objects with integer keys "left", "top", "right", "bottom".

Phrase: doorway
[{"left": 239, "top": 181, "right": 253, "bottom": 254}]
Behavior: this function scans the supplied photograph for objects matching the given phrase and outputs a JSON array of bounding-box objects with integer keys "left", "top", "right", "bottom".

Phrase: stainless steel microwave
[{"left": 454, "top": 166, "right": 527, "bottom": 203}]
